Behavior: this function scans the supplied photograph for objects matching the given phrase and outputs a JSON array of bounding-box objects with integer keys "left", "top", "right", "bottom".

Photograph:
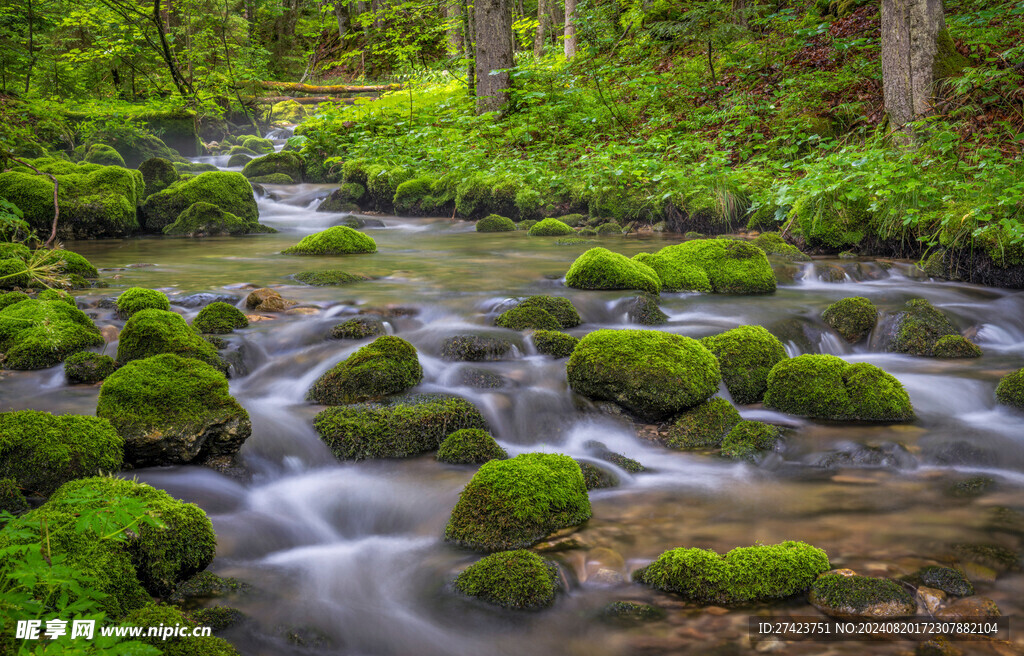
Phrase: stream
[{"left": 4, "top": 131, "right": 1023, "bottom": 655}]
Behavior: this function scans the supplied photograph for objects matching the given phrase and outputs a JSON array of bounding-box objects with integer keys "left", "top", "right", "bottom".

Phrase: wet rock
[
  {"left": 441, "top": 335, "right": 514, "bottom": 362},
  {"left": 626, "top": 294, "right": 668, "bottom": 325},
  {"left": 882, "top": 299, "right": 961, "bottom": 357},
  {"left": 583, "top": 440, "right": 645, "bottom": 472},
  {"left": 308, "top": 336, "right": 422, "bottom": 405},
  {"left": 822, "top": 296, "right": 877, "bottom": 343},
  {"left": 245, "top": 288, "right": 296, "bottom": 312},
  {"left": 811, "top": 442, "right": 917, "bottom": 470},
  {"left": 946, "top": 475, "right": 995, "bottom": 498},
  {"left": 175, "top": 293, "right": 240, "bottom": 308},
  {"left": 532, "top": 330, "right": 579, "bottom": 358},
  {"left": 169, "top": 571, "right": 251, "bottom": 605},
  {"left": 662, "top": 397, "right": 741, "bottom": 449},
  {"left": 453, "top": 550, "right": 560, "bottom": 610},
  {"left": 64, "top": 352, "right": 116, "bottom": 384},
  {"left": 578, "top": 462, "right": 619, "bottom": 489},
  {"left": 907, "top": 567, "right": 974, "bottom": 597},
  {"left": 100, "top": 325, "right": 120, "bottom": 342},
  {"left": 588, "top": 568, "right": 625, "bottom": 585},
  {"left": 599, "top": 601, "right": 666, "bottom": 623},
  {"left": 330, "top": 316, "right": 385, "bottom": 340},
  {"left": 916, "top": 586, "right": 946, "bottom": 615},
  {"left": 961, "top": 562, "right": 997, "bottom": 584},
  {"left": 952, "top": 544, "right": 1020, "bottom": 572},
  {"left": 453, "top": 367, "right": 506, "bottom": 389},
  {"left": 809, "top": 574, "right": 916, "bottom": 619},
  {"left": 916, "top": 636, "right": 962, "bottom": 656},
  {"left": 934, "top": 596, "right": 1001, "bottom": 621}
]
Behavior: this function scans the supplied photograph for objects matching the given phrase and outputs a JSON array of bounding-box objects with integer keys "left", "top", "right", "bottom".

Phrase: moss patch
[
  {"left": 533, "top": 330, "right": 579, "bottom": 358},
  {"left": 656, "top": 239, "right": 776, "bottom": 295},
  {"left": 294, "top": 270, "right": 366, "bottom": 286},
  {"left": 282, "top": 226, "right": 377, "bottom": 255},
  {"left": 565, "top": 247, "right": 661, "bottom": 294},
  {"left": 890, "top": 299, "right": 959, "bottom": 356},
  {"left": 753, "top": 232, "right": 811, "bottom": 261},
  {"left": 330, "top": 316, "right": 385, "bottom": 340},
  {"left": 163, "top": 201, "right": 274, "bottom": 236},
  {"left": 995, "top": 368, "right": 1024, "bottom": 410},
  {"left": 495, "top": 305, "right": 561, "bottom": 331},
  {"left": 720, "top": 420, "right": 781, "bottom": 460},
  {"left": 117, "top": 309, "right": 227, "bottom": 372},
  {"left": 663, "top": 397, "right": 741, "bottom": 449},
  {"left": 437, "top": 428, "right": 508, "bottom": 464},
  {"left": 0, "top": 298, "right": 103, "bottom": 369},
  {"left": 308, "top": 336, "right": 422, "bottom": 404},
  {"left": 193, "top": 302, "right": 248, "bottom": 334},
  {"left": 64, "top": 351, "right": 116, "bottom": 383},
  {"left": 441, "top": 335, "right": 513, "bottom": 361},
  {"left": 142, "top": 171, "right": 258, "bottom": 233},
  {"left": 932, "top": 335, "right": 982, "bottom": 359},
  {"left": 242, "top": 151, "right": 304, "bottom": 183},
  {"left": 528, "top": 218, "right": 574, "bottom": 236},
  {"left": 809, "top": 574, "right": 916, "bottom": 619},
  {"left": 116, "top": 287, "right": 170, "bottom": 317},
  {"left": 454, "top": 550, "right": 559, "bottom": 609},
  {"left": 476, "top": 214, "right": 516, "bottom": 232},
  {"left": 627, "top": 294, "right": 668, "bottom": 325},
  {"left": 699, "top": 325, "right": 787, "bottom": 404},
  {"left": 822, "top": 297, "right": 877, "bottom": 343}
]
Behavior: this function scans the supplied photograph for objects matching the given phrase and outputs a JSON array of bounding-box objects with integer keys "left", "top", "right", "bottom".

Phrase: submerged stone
[{"left": 809, "top": 574, "right": 916, "bottom": 619}]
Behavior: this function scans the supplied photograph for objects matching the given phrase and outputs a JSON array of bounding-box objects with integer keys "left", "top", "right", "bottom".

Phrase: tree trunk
[
  {"left": 25, "top": 0, "right": 34, "bottom": 93},
  {"left": 463, "top": 0, "right": 475, "bottom": 94},
  {"left": 335, "top": 0, "right": 350, "bottom": 40},
  {"left": 881, "top": 0, "right": 946, "bottom": 136},
  {"left": 534, "top": 0, "right": 551, "bottom": 58},
  {"left": 474, "top": 0, "right": 513, "bottom": 114},
  {"left": 732, "top": 0, "right": 748, "bottom": 27},
  {"left": 564, "top": 0, "right": 577, "bottom": 59},
  {"left": 447, "top": 1, "right": 462, "bottom": 54},
  {"left": 257, "top": 81, "right": 400, "bottom": 93}
]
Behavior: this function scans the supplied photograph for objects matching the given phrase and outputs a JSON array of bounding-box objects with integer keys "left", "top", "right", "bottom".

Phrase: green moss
[
  {"left": 476, "top": 214, "right": 516, "bottom": 232},
  {"left": 822, "top": 297, "right": 877, "bottom": 343},
  {"left": 567, "top": 329, "right": 720, "bottom": 421},
  {"left": 595, "top": 221, "right": 622, "bottom": 235},
  {"left": 164, "top": 201, "right": 273, "bottom": 236},
  {"left": 97, "top": 354, "right": 251, "bottom": 467},
  {"left": 753, "top": 232, "right": 811, "bottom": 261},
  {"left": 229, "top": 145, "right": 258, "bottom": 157},
  {"left": 37, "top": 248, "right": 100, "bottom": 278},
  {"left": 600, "top": 601, "right": 666, "bottom": 623},
  {"left": 308, "top": 336, "right": 422, "bottom": 404},
  {"left": 0, "top": 258, "right": 29, "bottom": 288},
  {"left": 36, "top": 287, "right": 75, "bottom": 305},
  {"left": 444, "top": 452, "right": 591, "bottom": 551},
  {"left": 317, "top": 183, "right": 365, "bottom": 211},
  {"left": 174, "top": 161, "right": 218, "bottom": 174},
  {"left": 142, "top": 171, "right": 259, "bottom": 233},
  {"left": 193, "top": 302, "right": 248, "bottom": 334},
  {"left": 0, "top": 477, "right": 28, "bottom": 515},
  {"left": 188, "top": 607, "right": 245, "bottom": 631},
  {"left": 84, "top": 144, "right": 126, "bottom": 167},
  {"left": 330, "top": 316, "right": 385, "bottom": 340},
  {"left": 116, "top": 287, "right": 170, "bottom": 316},
  {"left": 720, "top": 420, "right": 781, "bottom": 460},
  {"left": 494, "top": 305, "right": 561, "bottom": 331},
  {"left": 579, "top": 461, "right": 619, "bottom": 489},
  {"left": 533, "top": 330, "right": 579, "bottom": 358},
  {"left": 892, "top": 299, "right": 959, "bottom": 356},
  {"left": 64, "top": 351, "right": 116, "bottom": 383},
  {"left": 227, "top": 152, "right": 253, "bottom": 168},
  {"left": 247, "top": 173, "right": 295, "bottom": 184},
  {"left": 933, "top": 29, "right": 972, "bottom": 79},
  {"left": 282, "top": 225, "right": 377, "bottom": 255},
  {"left": 0, "top": 243, "right": 32, "bottom": 261},
  {"left": 555, "top": 214, "right": 587, "bottom": 227},
  {"left": 518, "top": 219, "right": 539, "bottom": 231},
  {"left": 0, "top": 410, "right": 123, "bottom": 496},
  {"left": 314, "top": 394, "right": 487, "bottom": 459},
  {"left": 627, "top": 294, "right": 668, "bottom": 325},
  {"left": 764, "top": 354, "right": 915, "bottom": 422},
  {"left": 0, "top": 298, "right": 103, "bottom": 369},
  {"left": 584, "top": 440, "right": 645, "bottom": 472},
  {"left": 124, "top": 604, "right": 240, "bottom": 655},
  {"left": 393, "top": 177, "right": 434, "bottom": 214},
  {"left": 932, "top": 335, "right": 982, "bottom": 358},
  {"left": 995, "top": 368, "right": 1024, "bottom": 410},
  {"left": 790, "top": 194, "right": 869, "bottom": 250},
  {"left": 809, "top": 574, "right": 915, "bottom": 617},
  {"left": 565, "top": 247, "right": 661, "bottom": 294},
  {"left": 699, "top": 326, "right": 787, "bottom": 404},
  {"left": 663, "top": 397, "right": 741, "bottom": 449},
  {"left": 657, "top": 239, "right": 776, "bottom": 295},
  {"left": 270, "top": 99, "right": 308, "bottom": 123},
  {"left": 454, "top": 550, "right": 559, "bottom": 609},
  {"left": 239, "top": 135, "right": 275, "bottom": 154},
  {"left": 441, "top": 335, "right": 513, "bottom": 361},
  {"left": 437, "top": 428, "right": 508, "bottom": 464},
  {"left": 294, "top": 270, "right": 365, "bottom": 286},
  {"left": 117, "top": 309, "right": 227, "bottom": 371},
  {"left": 529, "top": 218, "right": 574, "bottom": 236},
  {"left": 171, "top": 571, "right": 251, "bottom": 603},
  {"left": 910, "top": 566, "right": 974, "bottom": 597},
  {"left": 633, "top": 541, "right": 830, "bottom": 605},
  {"left": 631, "top": 252, "right": 712, "bottom": 293},
  {"left": 0, "top": 291, "right": 29, "bottom": 310}
]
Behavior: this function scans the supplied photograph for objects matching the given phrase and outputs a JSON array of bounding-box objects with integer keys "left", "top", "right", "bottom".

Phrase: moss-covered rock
[
  {"left": 437, "top": 428, "right": 508, "bottom": 464},
  {"left": 124, "top": 603, "right": 240, "bottom": 655},
  {"left": 493, "top": 305, "right": 560, "bottom": 331},
  {"left": 888, "top": 299, "right": 960, "bottom": 356},
  {"left": 627, "top": 294, "right": 668, "bottom": 325},
  {"left": 583, "top": 440, "right": 645, "bottom": 473},
  {"left": 282, "top": 226, "right": 376, "bottom": 255},
  {"left": 720, "top": 420, "right": 781, "bottom": 460},
  {"left": 555, "top": 214, "right": 586, "bottom": 227},
  {"left": 441, "top": 335, "right": 513, "bottom": 361},
  {"left": 64, "top": 351, "right": 116, "bottom": 383},
  {"left": 229, "top": 145, "right": 258, "bottom": 158},
  {"left": 0, "top": 298, "right": 103, "bottom": 369},
  {"left": 141, "top": 171, "right": 258, "bottom": 233},
  {"left": 0, "top": 290, "right": 29, "bottom": 310},
  {"left": 116, "top": 287, "right": 170, "bottom": 317},
  {"left": 528, "top": 218, "right": 574, "bottom": 237},
  {"left": 822, "top": 297, "right": 877, "bottom": 343},
  {"left": 270, "top": 99, "right": 308, "bottom": 123},
  {"left": 117, "top": 309, "right": 227, "bottom": 371},
  {"left": 163, "top": 201, "right": 274, "bottom": 236},
  {"left": 242, "top": 151, "right": 304, "bottom": 184},
  {"left": 249, "top": 173, "right": 295, "bottom": 185},
  {"left": 565, "top": 247, "right": 661, "bottom": 294},
  {"left": 753, "top": 232, "right": 811, "bottom": 261},
  {"left": 192, "top": 302, "right": 248, "bottom": 334},
  {"left": 97, "top": 354, "right": 251, "bottom": 467},
  {"left": 600, "top": 601, "right": 666, "bottom": 623},
  {"left": 932, "top": 334, "right": 982, "bottom": 359},
  {"left": 314, "top": 394, "right": 487, "bottom": 459},
  {"left": 0, "top": 477, "right": 28, "bottom": 515},
  {"left": 444, "top": 452, "right": 591, "bottom": 551},
  {"left": 579, "top": 462, "right": 619, "bottom": 489},
  {"left": 33, "top": 248, "right": 99, "bottom": 279},
  {"left": 699, "top": 325, "right": 787, "bottom": 404},
  {"left": 83, "top": 143, "right": 126, "bottom": 167},
  {"left": 308, "top": 336, "right": 422, "bottom": 404},
  {"left": 809, "top": 574, "right": 916, "bottom": 619},
  {"left": 764, "top": 354, "right": 915, "bottom": 422},
  {"left": 0, "top": 410, "right": 123, "bottom": 496},
  {"left": 454, "top": 550, "right": 559, "bottom": 609},
  {"left": 633, "top": 541, "right": 830, "bottom": 605},
  {"left": 595, "top": 221, "right": 622, "bottom": 235},
  {"left": 0, "top": 258, "right": 30, "bottom": 289},
  {"left": 567, "top": 329, "right": 720, "bottom": 421},
  {"left": 139, "top": 157, "right": 180, "bottom": 199},
  {"left": 517, "top": 219, "right": 538, "bottom": 231},
  {"left": 663, "top": 397, "right": 741, "bottom": 449},
  {"left": 656, "top": 239, "right": 776, "bottom": 294},
  {"left": 475, "top": 214, "right": 516, "bottom": 232},
  {"left": 239, "top": 135, "right": 275, "bottom": 154},
  {"left": 227, "top": 152, "right": 253, "bottom": 168},
  {"left": 907, "top": 566, "right": 974, "bottom": 597},
  {"left": 293, "top": 270, "right": 365, "bottom": 286},
  {"left": 995, "top": 368, "right": 1024, "bottom": 410},
  {"left": 330, "top": 315, "right": 385, "bottom": 340},
  {"left": 533, "top": 330, "right": 579, "bottom": 358},
  {"left": 391, "top": 177, "right": 435, "bottom": 214},
  {"left": 317, "top": 183, "right": 366, "bottom": 211}
]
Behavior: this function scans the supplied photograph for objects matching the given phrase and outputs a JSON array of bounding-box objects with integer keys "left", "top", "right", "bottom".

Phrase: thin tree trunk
[
  {"left": 335, "top": 0, "right": 350, "bottom": 39},
  {"left": 564, "top": 0, "right": 577, "bottom": 59},
  {"left": 881, "top": 0, "right": 946, "bottom": 138},
  {"left": 474, "top": 0, "right": 513, "bottom": 114},
  {"left": 447, "top": 1, "right": 462, "bottom": 54},
  {"left": 463, "top": 0, "right": 475, "bottom": 94},
  {"left": 25, "top": 0, "right": 34, "bottom": 93},
  {"left": 534, "top": 0, "right": 551, "bottom": 58}
]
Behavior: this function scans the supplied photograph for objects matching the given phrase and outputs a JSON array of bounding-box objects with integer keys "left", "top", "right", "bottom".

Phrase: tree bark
[
  {"left": 463, "top": 0, "right": 475, "bottom": 94},
  {"left": 474, "top": 0, "right": 514, "bottom": 114},
  {"left": 447, "top": 1, "right": 462, "bottom": 54},
  {"left": 257, "top": 81, "right": 401, "bottom": 93},
  {"left": 534, "top": 0, "right": 551, "bottom": 58},
  {"left": 881, "top": 0, "right": 946, "bottom": 136},
  {"left": 564, "top": 0, "right": 577, "bottom": 59},
  {"left": 335, "top": 0, "right": 350, "bottom": 40}
]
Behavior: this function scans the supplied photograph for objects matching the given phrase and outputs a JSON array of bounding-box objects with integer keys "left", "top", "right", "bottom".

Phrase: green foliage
[
  {"left": 282, "top": 225, "right": 377, "bottom": 255},
  {"left": 454, "top": 550, "right": 559, "bottom": 609},
  {"left": 308, "top": 335, "right": 422, "bottom": 404},
  {"left": 192, "top": 302, "right": 248, "bottom": 334},
  {"left": 437, "top": 429, "right": 508, "bottom": 465}
]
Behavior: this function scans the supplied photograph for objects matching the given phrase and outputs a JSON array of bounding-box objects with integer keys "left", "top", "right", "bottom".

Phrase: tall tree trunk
[
  {"left": 881, "top": 0, "right": 946, "bottom": 137},
  {"left": 463, "top": 0, "right": 475, "bottom": 94},
  {"left": 447, "top": 1, "right": 462, "bottom": 54},
  {"left": 25, "top": 0, "right": 34, "bottom": 93},
  {"left": 564, "top": 0, "right": 577, "bottom": 59},
  {"left": 335, "top": 0, "right": 350, "bottom": 40},
  {"left": 474, "top": 0, "right": 513, "bottom": 114},
  {"left": 534, "top": 0, "right": 551, "bottom": 58}
]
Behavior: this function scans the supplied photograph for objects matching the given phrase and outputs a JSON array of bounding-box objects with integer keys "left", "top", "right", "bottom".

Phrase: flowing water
[{"left": 4, "top": 135, "right": 1024, "bottom": 655}]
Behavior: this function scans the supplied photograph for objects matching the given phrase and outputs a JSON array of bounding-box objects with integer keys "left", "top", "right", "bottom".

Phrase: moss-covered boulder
[
  {"left": 0, "top": 478, "right": 27, "bottom": 515},
  {"left": 995, "top": 368, "right": 1024, "bottom": 410},
  {"left": 441, "top": 335, "right": 513, "bottom": 361},
  {"left": 567, "top": 329, "right": 720, "bottom": 421},
  {"left": 0, "top": 298, "right": 103, "bottom": 369},
  {"left": 631, "top": 252, "right": 712, "bottom": 293},
  {"left": 163, "top": 201, "right": 274, "bottom": 236},
  {"left": 117, "top": 309, "right": 227, "bottom": 372},
  {"left": 454, "top": 550, "right": 559, "bottom": 609},
  {"left": 437, "top": 428, "right": 508, "bottom": 464},
  {"left": 663, "top": 397, "right": 741, "bottom": 449},
  {"left": 0, "top": 410, "right": 123, "bottom": 496},
  {"left": 330, "top": 315, "right": 385, "bottom": 340},
  {"left": 809, "top": 574, "right": 917, "bottom": 619},
  {"left": 720, "top": 420, "right": 781, "bottom": 460},
  {"left": 64, "top": 351, "right": 116, "bottom": 383},
  {"left": 294, "top": 270, "right": 365, "bottom": 286},
  {"left": 282, "top": 226, "right": 376, "bottom": 255},
  {"left": 97, "top": 354, "right": 251, "bottom": 467},
  {"left": 239, "top": 135, "right": 275, "bottom": 154},
  {"left": 533, "top": 330, "right": 579, "bottom": 358},
  {"left": 528, "top": 218, "right": 574, "bottom": 236},
  {"left": 0, "top": 258, "right": 30, "bottom": 289},
  {"left": 655, "top": 239, "right": 776, "bottom": 294},
  {"left": 444, "top": 452, "right": 591, "bottom": 551},
  {"left": 116, "top": 287, "right": 170, "bottom": 317},
  {"left": 124, "top": 603, "right": 240, "bottom": 655},
  {"left": 887, "top": 299, "right": 960, "bottom": 356},
  {"left": 242, "top": 152, "right": 304, "bottom": 183},
  {"left": 0, "top": 290, "right": 29, "bottom": 310},
  {"left": 270, "top": 99, "right": 308, "bottom": 123},
  {"left": 764, "top": 354, "right": 914, "bottom": 422},
  {"left": 307, "top": 336, "right": 422, "bottom": 404},
  {"left": 141, "top": 171, "right": 258, "bottom": 233},
  {"left": 227, "top": 152, "right": 253, "bottom": 168},
  {"left": 822, "top": 297, "right": 877, "bottom": 343},
  {"left": 700, "top": 325, "right": 787, "bottom": 404},
  {"left": 907, "top": 566, "right": 974, "bottom": 597},
  {"left": 192, "top": 302, "right": 248, "bottom": 334},
  {"left": 753, "top": 232, "right": 811, "bottom": 261},
  {"left": 565, "top": 248, "right": 661, "bottom": 294},
  {"left": 518, "top": 219, "right": 538, "bottom": 231},
  {"left": 633, "top": 541, "right": 830, "bottom": 605},
  {"left": 317, "top": 183, "right": 366, "bottom": 211},
  {"left": 314, "top": 394, "right": 487, "bottom": 459},
  {"left": 475, "top": 214, "right": 516, "bottom": 232},
  {"left": 83, "top": 143, "right": 126, "bottom": 167},
  {"left": 494, "top": 306, "right": 560, "bottom": 331},
  {"left": 932, "top": 335, "right": 982, "bottom": 358}
]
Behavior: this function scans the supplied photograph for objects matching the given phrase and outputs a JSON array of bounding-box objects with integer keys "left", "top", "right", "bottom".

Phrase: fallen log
[
  {"left": 257, "top": 81, "right": 400, "bottom": 94},
  {"left": 247, "top": 96, "right": 356, "bottom": 105}
]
